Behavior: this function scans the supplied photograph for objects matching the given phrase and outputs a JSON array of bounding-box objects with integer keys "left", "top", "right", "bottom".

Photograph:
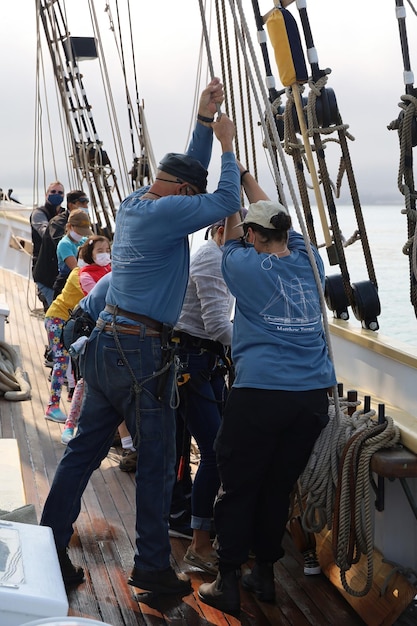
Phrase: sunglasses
[{"left": 77, "top": 198, "right": 89, "bottom": 203}]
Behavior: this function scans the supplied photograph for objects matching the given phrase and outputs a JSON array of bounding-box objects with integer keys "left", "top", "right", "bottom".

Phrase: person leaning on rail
[
  {"left": 198, "top": 167, "right": 336, "bottom": 615},
  {"left": 40, "top": 77, "right": 242, "bottom": 598}
]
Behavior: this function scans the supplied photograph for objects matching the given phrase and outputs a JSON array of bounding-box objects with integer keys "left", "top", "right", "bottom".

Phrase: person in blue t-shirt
[
  {"left": 53, "top": 209, "right": 93, "bottom": 298},
  {"left": 40, "top": 77, "right": 242, "bottom": 597},
  {"left": 198, "top": 168, "right": 337, "bottom": 615}
]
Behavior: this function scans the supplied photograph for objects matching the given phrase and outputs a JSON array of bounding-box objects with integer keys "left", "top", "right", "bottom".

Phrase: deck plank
[{"left": 0, "top": 268, "right": 367, "bottom": 625}]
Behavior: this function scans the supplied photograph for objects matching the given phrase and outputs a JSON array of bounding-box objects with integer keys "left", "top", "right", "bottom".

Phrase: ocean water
[
  {"left": 190, "top": 204, "right": 417, "bottom": 348},
  {"left": 317, "top": 204, "right": 417, "bottom": 348}
]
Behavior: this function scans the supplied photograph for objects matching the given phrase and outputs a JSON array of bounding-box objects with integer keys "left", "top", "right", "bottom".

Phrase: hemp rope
[
  {"left": 0, "top": 341, "right": 31, "bottom": 401},
  {"left": 299, "top": 396, "right": 400, "bottom": 596}
]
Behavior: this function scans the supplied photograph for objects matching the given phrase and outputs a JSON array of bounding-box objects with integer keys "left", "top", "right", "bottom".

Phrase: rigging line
[
  {"left": 250, "top": 0, "right": 280, "bottom": 103},
  {"left": 37, "top": 3, "right": 66, "bottom": 180},
  {"left": 141, "top": 113, "right": 157, "bottom": 174},
  {"left": 51, "top": 0, "right": 95, "bottom": 141},
  {"left": 396, "top": 0, "right": 415, "bottom": 94},
  {"left": 185, "top": 36, "right": 206, "bottom": 152},
  {"left": 220, "top": 0, "right": 241, "bottom": 156},
  {"left": 114, "top": 0, "right": 137, "bottom": 160},
  {"left": 215, "top": 0, "right": 229, "bottom": 117},
  {"left": 231, "top": 0, "right": 339, "bottom": 410},
  {"left": 104, "top": 2, "right": 154, "bottom": 182},
  {"left": 88, "top": 0, "right": 130, "bottom": 196},
  {"left": 39, "top": 0, "right": 98, "bottom": 192},
  {"left": 232, "top": 0, "right": 258, "bottom": 170},
  {"left": 102, "top": 4, "right": 152, "bottom": 191},
  {"left": 187, "top": 38, "right": 206, "bottom": 250},
  {"left": 405, "top": 0, "right": 417, "bottom": 17},
  {"left": 245, "top": 67, "right": 260, "bottom": 180},
  {"left": 40, "top": 34, "right": 72, "bottom": 187},
  {"left": 198, "top": 0, "right": 222, "bottom": 116},
  {"left": 34, "top": 3, "right": 45, "bottom": 206},
  {"left": 225, "top": 1, "right": 284, "bottom": 197},
  {"left": 125, "top": 0, "right": 147, "bottom": 155}
]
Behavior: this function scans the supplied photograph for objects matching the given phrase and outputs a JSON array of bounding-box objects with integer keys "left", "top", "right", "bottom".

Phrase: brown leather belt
[
  {"left": 104, "top": 304, "right": 163, "bottom": 332},
  {"left": 96, "top": 319, "right": 161, "bottom": 337}
]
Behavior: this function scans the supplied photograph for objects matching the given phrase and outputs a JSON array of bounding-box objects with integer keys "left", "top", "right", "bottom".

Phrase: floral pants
[
  {"left": 45, "top": 316, "right": 69, "bottom": 407},
  {"left": 65, "top": 378, "right": 84, "bottom": 430}
]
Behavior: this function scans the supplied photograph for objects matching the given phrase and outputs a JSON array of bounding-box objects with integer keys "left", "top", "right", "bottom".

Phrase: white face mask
[
  {"left": 94, "top": 252, "right": 111, "bottom": 267},
  {"left": 77, "top": 258, "right": 87, "bottom": 268},
  {"left": 69, "top": 229, "right": 83, "bottom": 242}
]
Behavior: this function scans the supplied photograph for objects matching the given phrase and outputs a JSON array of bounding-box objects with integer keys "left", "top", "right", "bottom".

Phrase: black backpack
[{"left": 61, "top": 306, "right": 95, "bottom": 352}]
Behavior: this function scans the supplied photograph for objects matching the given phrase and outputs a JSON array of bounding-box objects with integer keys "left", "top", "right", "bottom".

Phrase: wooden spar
[
  {"left": 292, "top": 85, "right": 333, "bottom": 249},
  {"left": 265, "top": 7, "right": 337, "bottom": 264}
]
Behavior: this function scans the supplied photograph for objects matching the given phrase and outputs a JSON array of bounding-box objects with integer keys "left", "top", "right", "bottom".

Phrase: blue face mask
[{"left": 47, "top": 193, "right": 63, "bottom": 206}]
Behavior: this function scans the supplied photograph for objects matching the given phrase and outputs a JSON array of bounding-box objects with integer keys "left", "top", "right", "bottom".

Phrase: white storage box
[
  {"left": 0, "top": 520, "right": 68, "bottom": 625},
  {"left": 22, "top": 617, "right": 112, "bottom": 626}
]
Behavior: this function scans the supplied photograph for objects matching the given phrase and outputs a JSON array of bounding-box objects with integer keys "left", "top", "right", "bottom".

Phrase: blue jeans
[
  {"left": 40, "top": 326, "right": 176, "bottom": 571},
  {"left": 36, "top": 281, "right": 54, "bottom": 310},
  {"left": 177, "top": 347, "right": 227, "bottom": 531}
]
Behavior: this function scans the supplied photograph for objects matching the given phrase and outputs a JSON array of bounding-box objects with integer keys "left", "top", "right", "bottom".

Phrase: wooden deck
[{"left": 0, "top": 267, "right": 373, "bottom": 625}]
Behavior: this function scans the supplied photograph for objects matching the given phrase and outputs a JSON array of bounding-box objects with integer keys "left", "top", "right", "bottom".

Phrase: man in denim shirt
[{"left": 41, "top": 78, "right": 241, "bottom": 598}]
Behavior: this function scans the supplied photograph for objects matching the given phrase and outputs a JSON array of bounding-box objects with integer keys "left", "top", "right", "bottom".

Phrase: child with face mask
[
  {"left": 60, "top": 236, "right": 112, "bottom": 445},
  {"left": 78, "top": 235, "right": 111, "bottom": 295}
]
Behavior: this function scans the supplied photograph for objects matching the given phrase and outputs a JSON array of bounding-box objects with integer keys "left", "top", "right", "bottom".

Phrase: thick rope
[
  {"left": 299, "top": 395, "right": 400, "bottom": 597},
  {"left": 334, "top": 417, "right": 400, "bottom": 597},
  {"left": 0, "top": 341, "right": 31, "bottom": 402},
  {"left": 389, "top": 92, "right": 417, "bottom": 316}
]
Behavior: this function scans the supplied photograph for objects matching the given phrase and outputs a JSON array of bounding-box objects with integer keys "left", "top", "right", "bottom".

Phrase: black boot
[
  {"left": 241, "top": 561, "right": 275, "bottom": 603},
  {"left": 128, "top": 566, "right": 192, "bottom": 595},
  {"left": 198, "top": 569, "right": 240, "bottom": 615},
  {"left": 57, "top": 548, "right": 84, "bottom": 585}
]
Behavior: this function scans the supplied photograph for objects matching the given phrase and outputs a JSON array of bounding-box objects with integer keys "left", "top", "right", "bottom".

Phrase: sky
[{"left": 1, "top": 0, "right": 416, "bottom": 208}]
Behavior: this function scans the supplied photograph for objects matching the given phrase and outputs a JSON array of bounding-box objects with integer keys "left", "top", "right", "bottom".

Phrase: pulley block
[
  {"left": 273, "top": 103, "right": 286, "bottom": 141},
  {"left": 315, "top": 87, "right": 339, "bottom": 128},
  {"left": 324, "top": 274, "right": 349, "bottom": 320},
  {"left": 271, "top": 95, "right": 308, "bottom": 141},
  {"left": 351, "top": 280, "right": 381, "bottom": 331}
]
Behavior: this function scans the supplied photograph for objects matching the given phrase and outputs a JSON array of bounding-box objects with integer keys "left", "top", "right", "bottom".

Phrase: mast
[{"left": 37, "top": 0, "right": 153, "bottom": 235}]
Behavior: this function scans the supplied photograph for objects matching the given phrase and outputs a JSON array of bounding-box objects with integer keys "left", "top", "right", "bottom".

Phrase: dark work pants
[{"left": 214, "top": 387, "right": 329, "bottom": 569}]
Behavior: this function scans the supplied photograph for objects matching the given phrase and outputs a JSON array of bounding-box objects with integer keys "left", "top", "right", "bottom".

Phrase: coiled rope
[
  {"left": 0, "top": 341, "right": 31, "bottom": 402},
  {"left": 299, "top": 394, "right": 400, "bottom": 596},
  {"left": 389, "top": 91, "right": 417, "bottom": 316}
]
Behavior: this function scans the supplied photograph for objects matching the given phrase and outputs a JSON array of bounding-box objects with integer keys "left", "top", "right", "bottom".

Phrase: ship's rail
[{"left": 328, "top": 317, "right": 417, "bottom": 453}]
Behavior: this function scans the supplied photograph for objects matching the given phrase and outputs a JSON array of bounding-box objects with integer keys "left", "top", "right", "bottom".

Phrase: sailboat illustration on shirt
[{"left": 260, "top": 275, "right": 321, "bottom": 331}]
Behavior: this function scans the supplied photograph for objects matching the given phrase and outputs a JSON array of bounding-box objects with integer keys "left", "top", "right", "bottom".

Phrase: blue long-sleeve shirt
[
  {"left": 102, "top": 123, "right": 240, "bottom": 326},
  {"left": 222, "top": 231, "right": 336, "bottom": 391}
]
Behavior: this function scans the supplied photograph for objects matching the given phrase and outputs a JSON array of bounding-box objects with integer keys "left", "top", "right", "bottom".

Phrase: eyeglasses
[
  {"left": 156, "top": 176, "right": 184, "bottom": 185},
  {"left": 77, "top": 198, "right": 89, "bottom": 203},
  {"left": 50, "top": 189, "right": 64, "bottom": 195},
  {"left": 155, "top": 177, "right": 197, "bottom": 196}
]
